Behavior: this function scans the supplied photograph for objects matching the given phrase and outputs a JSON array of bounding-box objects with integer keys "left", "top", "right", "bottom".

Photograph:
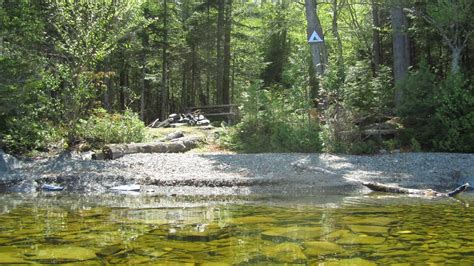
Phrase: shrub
[
  {"left": 343, "top": 61, "right": 393, "bottom": 119},
  {"left": 1, "top": 68, "right": 65, "bottom": 155},
  {"left": 3, "top": 117, "right": 63, "bottom": 155},
  {"left": 75, "top": 108, "right": 145, "bottom": 147},
  {"left": 433, "top": 73, "right": 474, "bottom": 152},
  {"left": 221, "top": 82, "right": 322, "bottom": 153},
  {"left": 223, "top": 119, "right": 321, "bottom": 153},
  {"left": 398, "top": 61, "right": 438, "bottom": 149},
  {"left": 320, "top": 61, "right": 393, "bottom": 154},
  {"left": 399, "top": 62, "right": 473, "bottom": 152}
]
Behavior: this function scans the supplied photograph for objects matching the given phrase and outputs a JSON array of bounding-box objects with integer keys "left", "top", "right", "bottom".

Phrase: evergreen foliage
[
  {"left": 0, "top": 0, "right": 472, "bottom": 154},
  {"left": 221, "top": 82, "right": 321, "bottom": 153}
]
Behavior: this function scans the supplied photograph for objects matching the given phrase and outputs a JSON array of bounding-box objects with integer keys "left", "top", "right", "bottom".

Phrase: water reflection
[{"left": 0, "top": 193, "right": 473, "bottom": 264}]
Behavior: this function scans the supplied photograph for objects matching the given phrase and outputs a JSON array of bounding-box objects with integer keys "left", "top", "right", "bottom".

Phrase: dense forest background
[{"left": 0, "top": 0, "right": 473, "bottom": 154}]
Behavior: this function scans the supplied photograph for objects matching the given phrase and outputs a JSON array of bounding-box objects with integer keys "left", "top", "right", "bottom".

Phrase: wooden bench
[{"left": 185, "top": 104, "right": 240, "bottom": 124}]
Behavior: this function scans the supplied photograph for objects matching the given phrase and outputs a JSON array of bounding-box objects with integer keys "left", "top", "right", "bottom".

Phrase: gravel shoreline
[{"left": 1, "top": 152, "right": 473, "bottom": 196}]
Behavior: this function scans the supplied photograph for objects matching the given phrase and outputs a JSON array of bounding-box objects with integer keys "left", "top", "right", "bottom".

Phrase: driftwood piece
[
  {"left": 163, "top": 131, "right": 184, "bottom": 141},
  {"left": 156, "top": 118, "right": 174, "bottom": 128},
  {"left": 361, "top": 181, "right": 470, "bottom": 197},
  {"left": 147, "top": 118, "right": 160, "bottom": 128},
  {"left": 103, "top": 137, "right": 203, "bottom": 159}
]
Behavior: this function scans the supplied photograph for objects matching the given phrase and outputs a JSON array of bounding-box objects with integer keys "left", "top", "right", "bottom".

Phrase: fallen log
[
  {"left": 163, "top": 131, "right": 184, "bottom": 141},
  {"left": 103, "top": 137, "right": 203, "bottom": 160},
  {"left": 155, "top": 118, "right": 174, "bottom": 128},
  {"left": 361, "top": 182, "right": 470, "bottom": 197}
]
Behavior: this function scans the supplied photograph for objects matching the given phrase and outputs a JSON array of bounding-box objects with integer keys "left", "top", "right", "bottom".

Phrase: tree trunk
[
  {"left": 205, "top": 0, "right": 211, "bottom": 106},
  {"left": 304, "top": 0, "right": 327, "bottom": 77},
  {"left": 215, "top": 0, "right": 225, "bottom": 104},
  {"left": 181, "top": 62, "right": 187, "bottom": 109},
  {"left": 222, "top": 0, "right": 232, "bottom": 104},
  {"left": 191, "top": 41, "right": 197, "bottom": 106},
  {"left": 104, "top": 78, "right": 112, "bottom": 112},
  {"left": 371, "top": 0, "right": 382, "bottom": 73},
  {"left": 104, "top": 60, "right": 112, "bottom": 112},
  {"left": 140, "top": 31, "right": 148, "bottom": 121},
  {"left": 160, "top": 0, "right": 169, "bottom": 120},
  {"left": 451, "top": 47, "right": 461, "bottom": 74},
  {"left": 0, "top": 36, "right": 3, "bottom": 56},
  {"left": 231, "top": 55, "right": 235, "bottom": 103},
  {"left": 391, "top": 4, "right": 410, "bottom": 109},
  {"left": 331, "top": 0, "right": 344, "bottom": 73},
  {"left": 119, "top": 65, "right": 127, "bottom": 111}
]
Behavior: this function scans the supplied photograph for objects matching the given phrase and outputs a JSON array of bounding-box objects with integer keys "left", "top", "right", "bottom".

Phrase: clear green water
[{"left": 1, "top": 194, "right": 474, "bottom": 265}]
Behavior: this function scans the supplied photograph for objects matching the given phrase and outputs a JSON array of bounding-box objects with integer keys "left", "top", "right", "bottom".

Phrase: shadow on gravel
[
  {"left": 198, "top": 153, "right": 474, "bottom": 195},
  {"left": 1, "top": 152, "right": 472, "bottom": 201}
]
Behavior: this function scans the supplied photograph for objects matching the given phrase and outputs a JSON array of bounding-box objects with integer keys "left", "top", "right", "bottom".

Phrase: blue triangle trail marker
[{"left": 308, "top": 30, "right": 323, "bottom": 43}]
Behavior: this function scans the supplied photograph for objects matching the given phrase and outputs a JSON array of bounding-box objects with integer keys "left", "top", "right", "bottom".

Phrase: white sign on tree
[{"left": 308, "top": 30, "right": 323, "bottom": 43}]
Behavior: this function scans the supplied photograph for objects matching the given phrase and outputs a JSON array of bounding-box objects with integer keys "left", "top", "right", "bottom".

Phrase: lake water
[{"left": 1, "top": 192, "right": 473, "bottom": 264}]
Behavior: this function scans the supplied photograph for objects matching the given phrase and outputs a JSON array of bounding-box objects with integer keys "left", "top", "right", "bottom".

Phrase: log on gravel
[
  {"left": 163, "top": 131, "right": 184, "bottom": 141},
  {"left": 361, "top": 181, "right": 470, "bottom": 197},
  {"left": 156, "top": 118, "right": 174, "bottom": 128},
  {"left": 103, "top": 137, "right": 203, "bottom": 160}
]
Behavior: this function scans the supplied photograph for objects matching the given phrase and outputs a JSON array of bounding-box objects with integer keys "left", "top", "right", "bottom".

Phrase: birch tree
[{"left": 409, "top": 0, "right": 473, "bottom": 74}]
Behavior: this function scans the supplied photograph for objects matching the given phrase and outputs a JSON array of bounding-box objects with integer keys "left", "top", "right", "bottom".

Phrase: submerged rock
[
  {"left": 228, "top": 216, "right": 276, "bottom": 224},
  {"left": 261, "top": 226, "right": 324, "bottom": 242},
  {"left": 262, "top": 242, "right": 307, "bottom": 263},
  {"left": 0, "top": 247, "right": 30, "bottom": 264},
  {"left": 321, "top": 258, "right": 377, "bottom": 266},
  {"left": 303, "top": 241, "right": 345, "bottom": 256},
  {"left": 341, "top": 216, "right": 395, "bottom": 226},
  {"left": 324, "top": 229, "right": 353, "bottom": 240},
  {"left": 96, "top": 244, "right": 127, "bottom": 257},
  {"left": 134, "top": 248, "right": 169, "bottom": 258},
  {"left": 26, "top": 246, "right": 97, "bottom": 263},
  {"left": 348, "top": 225, "right": 388, "bottom": 234},
  {"left": 336, "top": 234, "right": 386, "bottom": 245}
]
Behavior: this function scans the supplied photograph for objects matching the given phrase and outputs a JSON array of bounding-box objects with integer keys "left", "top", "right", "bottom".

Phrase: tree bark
[
  {"left": 119, "top": 64, "right": 128, "bottom": 111},
  {"left": 371, "top": 0, "right": 382, "bottom": 73},
  {"left": 181, "top": 62, "right": 187, "bottom": 109},
  {"left": 215, "top": 0, "right": 225, "bottom": 104},
  {"left": 304, "top": 0, "right": 327, "bottom": 77},
  {"left": 391, "top": 4, "right": 410, "bottom": 109},
  {"left": 222, "top": 0, "right": 232, "bottom": 104},
  {"left": 189, "top": 41, "right": 198, "bottom": 106},
  {"left": 205, "top": 0, "right": 211, "bottom": 106},
  {"left": 160, "top": 0, "right": 169, "bottom": 120},
  {"left": 451, "top": 47, "right": 461, "bottom": 74},
  {"left": 331, "top": 0, "right": 344, "bottom": 73},
  {"left": 140, "top": 30, "right": 148, "bottom": 121},
  {"left": 104, "top": 60, "right": 112, "bottom": 112}
]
